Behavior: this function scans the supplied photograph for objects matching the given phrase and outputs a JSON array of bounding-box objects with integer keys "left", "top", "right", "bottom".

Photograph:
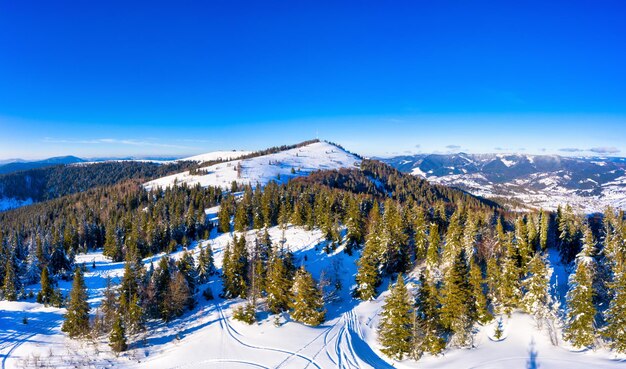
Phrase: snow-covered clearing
[
  {"left": 1, "top": 225, "right": 624, "bottom": 368},
  {"left": 144, "top": 141, "right": 361, "bottom": 191}
]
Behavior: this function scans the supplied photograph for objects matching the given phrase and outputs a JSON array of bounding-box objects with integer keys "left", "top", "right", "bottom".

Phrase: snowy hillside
[
  {"left": 2, "top": 222, "right": 624, "bottom": 368},
  {"left": 382, "top": 153, "right": 626, "bottom": 212},
  {"left": 145, "top": 141, "right": 361, "bottom": 190},
  {"left": 179, "top": 150, "right": 252, "bottom": 163}
]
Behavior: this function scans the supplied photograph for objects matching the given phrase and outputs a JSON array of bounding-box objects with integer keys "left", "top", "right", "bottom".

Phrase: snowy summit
[{"left": 145, "top": 141, "right": 361, "bottom": 190}]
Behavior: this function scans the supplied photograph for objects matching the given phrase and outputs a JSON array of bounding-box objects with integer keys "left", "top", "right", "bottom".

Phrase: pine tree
[
  {"left": 521, "top": 253, "right": 551, "bottom": 323},
  {"left": 3, "top": 255, "right": 18, "bottom": 301},
  {"left": 439, "top": 249, "right": 473, "bottom": 346},
  {"left": 564, "top": 227, "right": 597, "bottom": 348},
  {"left": 290, "top": 267, "right": 325, "bottom": 326},
  {"left": 109, "top": 313, "right": 128, "bottom": 353},
  {"left": 62, "top": 267, "right": 90, "bottom": 338},
  {"left": 378, "top": 274, "right": 413, "bottom": 360},
  {"left": 37, "top": 266, "right": 54, "bottom": 305}
]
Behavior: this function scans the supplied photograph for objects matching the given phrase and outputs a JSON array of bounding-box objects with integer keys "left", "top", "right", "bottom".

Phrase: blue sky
[{"left": 1, "top": 1, "right": 625, "bottom": 159}]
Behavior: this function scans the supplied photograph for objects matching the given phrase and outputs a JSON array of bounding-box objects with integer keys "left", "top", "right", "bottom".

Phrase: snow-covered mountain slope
[
  {"left": 2, "top": 222, "right": 624, "bottom": 368},
  {"left": 145, "top": 141, "right": 361, "bottom": 190},
  {"left": 179, "top": 150, "right": 252, "bottom": 163},
  {"left": 381, "top": 153, "right": 626, "bottom": 212}
]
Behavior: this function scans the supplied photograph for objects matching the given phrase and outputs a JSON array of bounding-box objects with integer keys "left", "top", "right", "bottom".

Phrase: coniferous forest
[{"left": 1, "top": 153, "right": 625, "bottom": 363}]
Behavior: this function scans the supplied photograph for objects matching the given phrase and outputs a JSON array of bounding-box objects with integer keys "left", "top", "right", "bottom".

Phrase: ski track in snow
[
  {"left": 3, "top": 224, "right": 626, "bottom": 368},
  {"left": 216, "top": 304, "right": 323, "bottom": 369}
]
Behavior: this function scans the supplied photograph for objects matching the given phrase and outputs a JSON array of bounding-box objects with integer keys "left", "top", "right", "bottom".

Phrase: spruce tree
[
  {"left": 356, "top": 208, "right": 382, "bottom": 300},
  {"left": 564, "top": 227, "right": 597, "bottom": 348},
  {"left": 103, "top": 223, "right": 122, "bottom": 261},
  {"left": 119, "top": 260, "right": 143, "bottom": 330},
  {"left": 462, "top": 212, "right": 478, "bottom": 257},
  {"left": 415, "top": 272, "right": 445, "bottom": 356},
  {"left": 100, "top": 276, "right": 118, "bottom": 332},
  {"left": 197, "top": 244, "right": 215, "bottom": 283},
  {"left": 109, "top": 313, "right": 128, "bottom": 353},
  {"left": 290, "top": 267, "right": 325, "bottom": 326},
  {"left": 515, "top": 216, "right": 531, "bottom": 267},
  {"left": 498, "top": 234, "right": 522, "bottom": 316},
  {"left": 439, "top": 249, "right": 473, "bottom": 346},
  {"left": 412, "top": 206, "right": 428, "bottom": 261},
  {"left": 426, "top": 223, "right": 440, "bottom": 268},
  {"left": 521, "top": 253, "right": 551, "bottom": 323},
  {"left": 62, "top": 267, "right": 90, "bottom": 338},
  {"left": 443, "top": 210, "right": 463, "bottom": 265},
  {"left": 37, "top": 266, "right": 54, "bottom": 305},
  {"left": 469, "top": 258, "right": 492, "bottom": 324},
  {"left": 604, "top": 262, "right": 626, "bottom": 353},
  {"left": 222, "top": 236, "right": 249, "bottom": 298},
  {"left": 3, "top": 256, "right": 18, "bottom": 301},
  {"left": 218, "top": 200, "right": 232, "bottom": 234},
  {"left": 539, "top": 210, "right": 550, "bottom": 251},
  {"left": 378, "top": 274, "right": 413, "bottom": 360},
  {"left": 176, "top": 250, "right": 198, "bottom": 294},
  {"left": 345, "top": 198, "right": 364, "bottom": 255},
  {"left": 266, "top": 252, "right": 293, "bottom": 313}
]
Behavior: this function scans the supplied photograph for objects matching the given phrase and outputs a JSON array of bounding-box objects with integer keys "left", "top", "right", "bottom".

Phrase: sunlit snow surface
[
  {"left": 1, "top": 222, "right": 625, "bottom": 368},
  {"left": 145, "top": 141, "right": 361, "bottom": 191}
]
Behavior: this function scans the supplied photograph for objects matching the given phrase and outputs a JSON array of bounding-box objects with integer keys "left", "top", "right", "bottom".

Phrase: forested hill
[
  {"left": 0, "top": 160, "right": 197, "bottom": 204},
  {"left": 295, "top": 159, "right": 499, "bottom": 210},
  {"left": 0, "top": 157, "right": 500, "bottom": 268}
]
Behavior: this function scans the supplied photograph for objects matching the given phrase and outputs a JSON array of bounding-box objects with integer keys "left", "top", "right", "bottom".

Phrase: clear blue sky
[{"left": 1, "top": 0, "right": 625, "bottom": 159}]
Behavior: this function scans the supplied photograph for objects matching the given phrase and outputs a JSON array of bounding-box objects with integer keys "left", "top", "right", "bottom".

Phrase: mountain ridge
[{"left": 380, "top": 152, "right": 626, "bottom": 212}]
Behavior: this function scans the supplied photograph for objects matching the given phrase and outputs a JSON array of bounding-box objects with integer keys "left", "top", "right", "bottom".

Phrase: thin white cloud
[
  {"left": 589, "top": 146, "right": 620, "bottom": 154},
  {"left": 42, "top": 137, "right": 197, "bottom": 150},
  {"left": 559, "top": 147, "right": 584, "bottom": 153}
]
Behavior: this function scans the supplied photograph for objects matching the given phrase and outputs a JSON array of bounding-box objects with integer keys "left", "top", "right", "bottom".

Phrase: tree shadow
[{"left": 527, "top": 337, "right": 539, "bottom": 369}]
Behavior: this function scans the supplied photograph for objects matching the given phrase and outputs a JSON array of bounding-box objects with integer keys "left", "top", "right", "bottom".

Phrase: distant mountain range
[
  {"left": 379, "top": 153, "right": 626, "bottom": 212},
  {"left": 0, "top": 156, "right": 85, "bottom": 175}
]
